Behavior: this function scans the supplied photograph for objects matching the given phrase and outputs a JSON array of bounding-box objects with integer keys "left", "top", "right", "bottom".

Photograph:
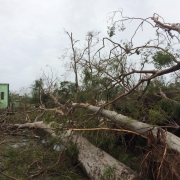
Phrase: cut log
[
  {"left": 72, "top": 103, "right": 180, "bottom": 154},
  {"left": 14, "top": 121, "right": 139, "bottom": 180}
]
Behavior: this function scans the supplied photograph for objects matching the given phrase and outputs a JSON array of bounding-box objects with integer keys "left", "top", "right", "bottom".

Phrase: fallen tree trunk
[
  {"left": 14, "top": 121, "right": 139, "bottom": 180},
  {"left": 73, "top": 103, "right": 180, "bottom": 154}
]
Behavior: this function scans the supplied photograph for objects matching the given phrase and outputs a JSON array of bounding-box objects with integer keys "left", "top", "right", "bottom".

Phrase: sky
[{"left": 1, "top": 0, "right": 180, "bottom": 93}]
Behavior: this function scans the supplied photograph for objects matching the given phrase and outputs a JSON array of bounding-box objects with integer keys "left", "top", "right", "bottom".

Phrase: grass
[{"left": 0, "top": 130, "right": 88, "bottom": 180}]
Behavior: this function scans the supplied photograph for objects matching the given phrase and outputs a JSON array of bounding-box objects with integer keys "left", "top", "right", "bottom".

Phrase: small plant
[{"left": 103, "top": 165, "right": 116, "bottom": 180}]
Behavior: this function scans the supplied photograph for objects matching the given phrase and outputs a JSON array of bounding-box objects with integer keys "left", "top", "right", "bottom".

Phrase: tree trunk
[
  {"left": 73, "top": 103, "right": 180, "bottom": 154},
  {"left": 14, "top": 121, "right": 139, "bottom": 180}
]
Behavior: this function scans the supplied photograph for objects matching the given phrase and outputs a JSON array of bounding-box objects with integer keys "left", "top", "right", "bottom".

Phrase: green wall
[
  {"left": 12, "top": 100, "right": 20, "bottom": 108},
  {"left": 0, "top": 84, "right": 9, "bottom": 108}
]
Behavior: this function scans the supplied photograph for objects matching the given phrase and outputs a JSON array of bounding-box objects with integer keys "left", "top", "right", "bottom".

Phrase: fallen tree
[
  {"left": 13, "top": 121, "right": 139, "bottom": 180},
  {"left": 12, "top": 101, "right": 180, "bottom": 179},
  {"left": 72, "top": 103, "right": 180, "bottom": 154}
]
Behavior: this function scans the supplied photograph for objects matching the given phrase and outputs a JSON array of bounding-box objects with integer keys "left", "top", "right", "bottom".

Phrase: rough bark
[
  {"left": 14, "top": 121, "right": 139, "bottom": 180},
  {"left": 73, "top": 103, "right": 180, "bottom": 154}
]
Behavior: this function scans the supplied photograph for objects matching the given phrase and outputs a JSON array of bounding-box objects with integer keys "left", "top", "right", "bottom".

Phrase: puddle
[
  {"left": 53, "top": 144, "right": 66, "bottom": 151},
  {"left": 11, "top": 141, "right": 27, "bottom": 148},
  {"left": 41, "top": 138, "right": 66, "bottom": 151}
]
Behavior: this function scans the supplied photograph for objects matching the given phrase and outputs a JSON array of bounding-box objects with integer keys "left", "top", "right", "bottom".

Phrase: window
[{"left": 1, "top": 92, "right": 4, "bottom": 100}]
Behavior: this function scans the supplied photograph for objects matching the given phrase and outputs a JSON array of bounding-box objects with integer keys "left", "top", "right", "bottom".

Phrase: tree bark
[
  {"left": 73, "top": 103, "right": 180, "bottom": 154},
  {"left": 14, "top": 121, "right": 139, "bottom": 180}
]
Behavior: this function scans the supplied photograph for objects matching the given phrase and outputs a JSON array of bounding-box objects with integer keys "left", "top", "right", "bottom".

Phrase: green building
[
  {"left": 0, "top": 84, "right": 9, "bottom": 108},
  {"left": 12, "top": 100, "right": 20, "bottom": 108}
]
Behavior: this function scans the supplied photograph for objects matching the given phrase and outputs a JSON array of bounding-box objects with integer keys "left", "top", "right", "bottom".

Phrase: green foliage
[
  {"left": 59, "top": 81, "right": 75, "bottom": 94},
  {"left": 83, "top": 68, "right": 92, "bottom": 85},
  {"left": 66, "top": 140, "right": 79, "bottom": 166},
  {"left": 107, "top": 26, "right": 115, "bottom": 37},
  {"left": 43, "top": 112, "right": 55, "bottom": 124},
  {"left": 103, "top": 166, "right": 116, "bottom": 180},
  {"left": 118, "top": 23, "right": 126, "bottom": 32},
  {"left": 114, "top": 100, "right": 143, "bottom": 120},
  {"left": 81, "top": 68, "right": 102, "bottom": 103},
  {"left": 152, "top": 51, "right": 174, "bottom": 69},
  {"left": 148, "top": 109, "right": 165, "bottom": 125},
  {"left": 82, "top": 68, "right": 100, "bottom": 89},
  {"left": 29, "top": 78, "right": 52, "bottom": 108},
  {"left": 124, "top": 43, "right": 131, "bottom": 53},
  {"left": 30, "top": 78, "right": 44, "bottom": 104},
  {"left": 158, "top": 98, "right": 180, "bottom": 119},
  {"left": 108, "top": 57, "right": 126, "bottom": 75}
]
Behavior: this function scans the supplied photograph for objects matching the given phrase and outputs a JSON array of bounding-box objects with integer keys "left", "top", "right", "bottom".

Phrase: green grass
[{"left": 0, "top": 132, "right": 87, "bottom": 180}]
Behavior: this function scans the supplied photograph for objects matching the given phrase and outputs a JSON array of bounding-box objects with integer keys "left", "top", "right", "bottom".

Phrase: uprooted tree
[{"left": 1, "top": 11, "right": 180, "bottom": 180}]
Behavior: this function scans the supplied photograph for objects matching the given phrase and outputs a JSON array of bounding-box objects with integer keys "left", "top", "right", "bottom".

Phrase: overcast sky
[{"left": 1, "top": 0, "right": 180, "bottom": 93}]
